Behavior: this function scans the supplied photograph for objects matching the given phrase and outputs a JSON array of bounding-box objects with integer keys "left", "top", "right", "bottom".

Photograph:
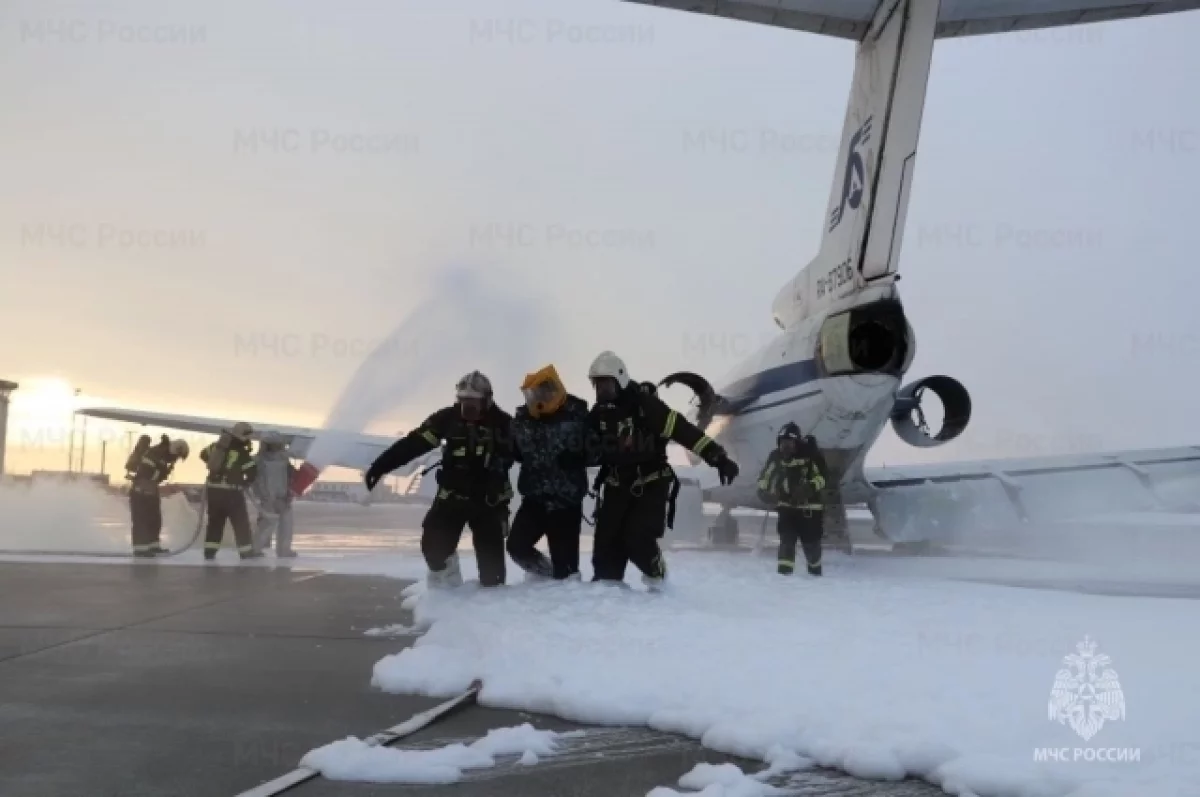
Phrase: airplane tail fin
[{"left": 819, "top": 0, "right": 939, "bottom": 293}]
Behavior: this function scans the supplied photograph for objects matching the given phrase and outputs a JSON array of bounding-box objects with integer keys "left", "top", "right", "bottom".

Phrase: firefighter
[
  {"left": 128, "top": 435, "right": 190, "bottom": 557},
  {"left": 507, "top": 364, "right": 590, "bottom": 581},
  {"left": 199, "top": 422, "right": 262, "bottom": 561},
  {"left": 756, "top": 422, "right": 828, "bottom": 576},
  {"left": 584, "top": 351, "right": 739, "bottom": 587},
  {"left": 363, "top": 371, "right": 515, "bottom": 588},
  {"left": 252, "top": 431, "right": 298, "bottom": 558}
]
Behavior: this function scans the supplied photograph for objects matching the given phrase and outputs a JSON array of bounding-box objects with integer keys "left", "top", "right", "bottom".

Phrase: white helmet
[
  {"left": 588, "top": 351, "right": 630, "bottom": 389},
  {"left": 455, "top": 370, "right": 493, "bottom": 400},
  {"left": 169, "top": 439, "right": 190, "bottom": 460}
]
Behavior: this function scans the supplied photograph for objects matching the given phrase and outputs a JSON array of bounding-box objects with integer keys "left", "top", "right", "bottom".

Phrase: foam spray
[{"left": 291, "top": 263, "right": 554, "bottom": 495}]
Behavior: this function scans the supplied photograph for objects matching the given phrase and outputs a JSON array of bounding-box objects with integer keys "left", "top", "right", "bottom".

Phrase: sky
[{"left": 1, "top": 0, "right": 1199, "bottom": 484}]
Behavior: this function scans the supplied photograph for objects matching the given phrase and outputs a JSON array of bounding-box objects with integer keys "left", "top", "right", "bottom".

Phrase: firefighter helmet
[
  {"left": 777, "top": 422, "right": 802, "bottom": 443},
  {"left": 168, "top": 439, "right": 190, "bottom": 460},
  {"left": 587, "top": 351, "right": 630, "bottom": 389},
  {"left": 455, "top": 370, "right": 493, "bottom": 400},
  {"left": 261, "top": 430, "right": 287, "bottom": 449},
  {"left": 228, "top": 422, "right": 254, "bottom": 442}
]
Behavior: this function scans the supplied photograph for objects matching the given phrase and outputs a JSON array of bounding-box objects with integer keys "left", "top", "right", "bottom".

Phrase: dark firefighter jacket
[
  {"left": 370, "top": 403, "right": 515, "bottom": 505},
  {"left": 581, "top": 381, "right": 728, "bottom": 491},
  {"left": 511, "top": 394, "right": 590, "bottom": 510},
  {"left": 130, "top": 441, "right": 176, "bottom": 496},
  {"left": 200, "top": 440, "right": 257, "bottom": 490},
  {"left": 756, "top": 444, "right": 828, "bottom": 510}
]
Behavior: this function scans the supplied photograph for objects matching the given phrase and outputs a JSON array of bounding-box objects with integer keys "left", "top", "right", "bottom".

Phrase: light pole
[
  {"left": 66, "top": 388, "right": 81, "bottom": 473},
  {"left": 0, "top": 380, "right": 18, "bottom": 477},
  {"left": 80, "top": 412, "right": 88, "bottom": 473}
]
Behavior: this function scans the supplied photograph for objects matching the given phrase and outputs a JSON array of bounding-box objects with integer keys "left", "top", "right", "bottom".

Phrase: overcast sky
[{"left": 2, "top": 0, "right": 1199, "bottom": 481}]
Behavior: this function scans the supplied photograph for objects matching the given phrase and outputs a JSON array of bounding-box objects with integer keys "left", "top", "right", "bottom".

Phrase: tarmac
[{"left": 0, "top": 560, "right": 944, "bottom": 797}]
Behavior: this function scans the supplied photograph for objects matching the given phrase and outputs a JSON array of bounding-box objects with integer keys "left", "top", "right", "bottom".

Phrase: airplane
[
  {"left": 79, "top": 0, "right": 1200, "bottom": 553},
  {"left": 634, "top": 0, "right": 1200, "bottom": 546}
]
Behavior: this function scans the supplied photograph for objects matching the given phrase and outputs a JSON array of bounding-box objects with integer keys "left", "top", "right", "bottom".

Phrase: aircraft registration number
[{"left": 815, "top": 258, "right": 854, "bottom": 299}]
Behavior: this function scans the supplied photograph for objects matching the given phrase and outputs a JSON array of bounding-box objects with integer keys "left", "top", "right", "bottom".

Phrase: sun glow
[{"left": 9, "top": 376, "right": 78, "bottom": 427}]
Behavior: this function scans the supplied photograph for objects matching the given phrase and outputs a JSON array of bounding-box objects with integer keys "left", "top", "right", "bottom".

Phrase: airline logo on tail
[{"left": 829, "top": 116, "right": 873, "bottom": 232}]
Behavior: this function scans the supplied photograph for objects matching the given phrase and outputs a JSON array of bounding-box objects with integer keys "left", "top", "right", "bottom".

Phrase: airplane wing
[
  {"left": 863, "top": 445, "right": 1200, "bottom": 519},
  {"left": 619, "top": 1, "right": 1200, "bottom": 41},
  {"left": 706, "top": 445, "right": 1200, "bottom": 541},
  {"left": 76, "top": 407, "right": 419, "bottom": 474}
]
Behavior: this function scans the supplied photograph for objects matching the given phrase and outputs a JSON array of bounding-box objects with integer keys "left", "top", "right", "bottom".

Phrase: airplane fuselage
[{"left": 688, "top": 280, "right": 914, "bottom": 508}]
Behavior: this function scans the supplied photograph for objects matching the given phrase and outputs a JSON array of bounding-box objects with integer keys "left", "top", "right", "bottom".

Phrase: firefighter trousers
[
  {"left": 777, "top": 508, "right": 824, "bottom": 575},
  {"left": 129, "top": 490, "right": 163, "bottom": 553},
  {"left": 204, "top": 487, "right": 256, "bottom": 558},
  {"left": 506, "top": 500, "right": 581, "bottom": 580},
  {"left": 255, "top": 502, "right": 295, "bottom": 556},
  {"left": 421, "top": 497, "right": 509, "bottom": 587},
  {"left": 592, "top": 477, "right": 669, "bottom": 582}
]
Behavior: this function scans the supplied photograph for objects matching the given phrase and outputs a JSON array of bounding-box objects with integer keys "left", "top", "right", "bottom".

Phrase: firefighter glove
[{"left": 713, "top": 454, "right": 739, "bottom": 485}]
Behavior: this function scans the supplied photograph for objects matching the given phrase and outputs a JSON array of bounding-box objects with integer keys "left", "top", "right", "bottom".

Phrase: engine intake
[
  {"left": 658, "top": 371, "right": 756, "bottom": 430},
  {"left": 816, "top": 299, "right": 914, "bottom": 378},
  {"left": 890, "top": 375, "right": 971, "bottom": 448}
]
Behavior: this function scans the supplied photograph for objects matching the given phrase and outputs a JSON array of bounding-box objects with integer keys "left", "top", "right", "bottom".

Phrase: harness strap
[{"left": 665, "top": 468, "right": 681, "bottom": 529}]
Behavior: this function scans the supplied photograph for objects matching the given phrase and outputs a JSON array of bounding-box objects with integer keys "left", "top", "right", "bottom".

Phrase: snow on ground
[
  {"left": 299, "top": 722, "right": 576, "bottom": 784},
  {"left": 371, "top": 551, "right": 1200, "bottom": 797}
]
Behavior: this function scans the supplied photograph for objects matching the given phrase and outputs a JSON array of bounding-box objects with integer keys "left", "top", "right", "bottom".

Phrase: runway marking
[{"left": 231, "top": 680, "right": 482, "bottom": 797}]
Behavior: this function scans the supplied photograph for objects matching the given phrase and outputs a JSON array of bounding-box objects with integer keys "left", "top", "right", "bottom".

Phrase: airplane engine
[
  {"left": 889, "top": 375, "right": 971, "bottom": 448},
  {"left": 658, "top": 372, "right": 754, "bottom": 430}
]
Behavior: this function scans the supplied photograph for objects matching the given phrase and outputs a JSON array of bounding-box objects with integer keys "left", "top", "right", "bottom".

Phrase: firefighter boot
[
  {"left": 641, "top": 553, "right": 668, "bottom": 592},
  {"left": 427, "top": 553, "right": 464, "bottom": 589}
]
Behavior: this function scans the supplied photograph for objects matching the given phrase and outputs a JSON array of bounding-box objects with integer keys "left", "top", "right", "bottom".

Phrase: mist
[
  {"left": 0, "top": 481, "right": 199, "bottom": 555},
  {"left": 872, "top": 463, "right": 1200, "bottom": 579}
]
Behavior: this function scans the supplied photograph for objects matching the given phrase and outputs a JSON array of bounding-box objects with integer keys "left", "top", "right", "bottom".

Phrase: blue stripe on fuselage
[
  {"left": 718, "top": 359, "right": 821, "bottom": 403},
  {"left": 736, "top": 389, "right": 822, "bottom": 416}
]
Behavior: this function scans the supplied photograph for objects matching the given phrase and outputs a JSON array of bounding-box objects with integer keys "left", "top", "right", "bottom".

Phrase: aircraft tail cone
[{"left": 291, "top": 461, "right": 321, "bottom": 497}]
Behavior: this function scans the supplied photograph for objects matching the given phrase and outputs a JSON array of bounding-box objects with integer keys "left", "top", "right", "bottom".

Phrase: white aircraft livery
[{"left": 80, "top": 0, "right": 1200, "bottom": 546}]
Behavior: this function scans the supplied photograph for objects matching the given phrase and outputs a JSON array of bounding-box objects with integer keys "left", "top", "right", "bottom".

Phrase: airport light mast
[{"left": 0, "top": 380, "right": 18, "bottom": 477}]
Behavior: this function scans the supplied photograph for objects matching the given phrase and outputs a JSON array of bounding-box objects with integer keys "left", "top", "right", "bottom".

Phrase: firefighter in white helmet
[
  {"left": 363, "top": 371, "right": 516, "bottom": 588},
  {"left": 583, "top": 351, "right": 739, "bottom": 588},
  {"left": 126, "top": 434, "right": 190, "bottom": 557}
]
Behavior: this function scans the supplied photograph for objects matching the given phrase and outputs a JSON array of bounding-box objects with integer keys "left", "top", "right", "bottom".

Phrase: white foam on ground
[
  {"left": 364, "top": 623, "right": 417, "bottom": 637},
  {"left": 371, "top": 551, "right": 1199, "bottom": 797},
  {"left": 648, "top": 762, "right": 785, "bottom": 797},
  {"left": 298, "top": 723, "right": 565, "bottom": 784}
]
